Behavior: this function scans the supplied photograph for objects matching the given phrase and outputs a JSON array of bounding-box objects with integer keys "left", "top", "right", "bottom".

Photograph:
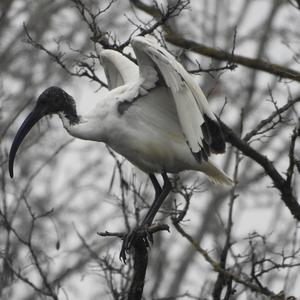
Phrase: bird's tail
[{"left": 199, "top": 160, "right": 234, "bottom": 186}]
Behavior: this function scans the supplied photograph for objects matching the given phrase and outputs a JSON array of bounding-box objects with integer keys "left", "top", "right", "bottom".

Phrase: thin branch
[
  {"left": 165, "top": 34, "right": 300, "bottom": 83},
  {"left": 98, "top": 223, "right": 170, "bottom": 239},
  {"left": 23, "top": 23, "right": 107, "bottom": 87},
  {"left": 286, "top": 124, "right": 300, "bottom": 186},
  {"left": 172, "top": 221, "right": 276, "bottom": 297},
  {"left": 132, "top": 1, "right": 300, "bottom": 82},
  {"left": 189, "top": 28, "right": 238, "bottom": 75},
  {"left": 212, "top": 146, "right": 241, "bottom": 300},
  {"left": 243, "top": 97, "right": 300, "bottom": 142},
  {"left": 119, "top": 0, "right": 190, "bottom": 50},
  {"left": 219, "top": 119, "right": 300, "bottom": 221}
]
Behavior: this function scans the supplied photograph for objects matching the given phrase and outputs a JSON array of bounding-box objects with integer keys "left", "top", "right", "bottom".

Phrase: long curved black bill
[{"left": 9, "top": 109, "right": 45, "bottom": 178}]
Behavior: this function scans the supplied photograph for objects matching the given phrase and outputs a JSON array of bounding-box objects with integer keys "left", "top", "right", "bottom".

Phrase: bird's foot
[{"left": 119, "top": 225, "right": 153, "bottom": 263}]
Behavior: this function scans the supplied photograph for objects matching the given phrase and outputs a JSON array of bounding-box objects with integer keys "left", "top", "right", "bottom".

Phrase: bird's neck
[
  {"left": 58, "top": 112, "right": 84, "bottom": 138},
  {"left": 58, "top": 112, "right": 107, "bottom": 143}
]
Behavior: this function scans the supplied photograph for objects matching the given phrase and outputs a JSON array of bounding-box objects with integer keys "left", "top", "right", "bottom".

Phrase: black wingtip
[{"left": 202, "top": 115, "right": 226, "bottom": 154}]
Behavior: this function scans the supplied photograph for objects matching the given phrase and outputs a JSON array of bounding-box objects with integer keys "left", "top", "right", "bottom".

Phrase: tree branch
[
  {"left": 99, "top": 223, "right": 169, "bottom": 300},
  {"left": 172, "top": 220, "right": 276, "bottom": 297},
  {"left": 219, "top": 120, "right": 300, "bottom": 221},
  {"left": 23, "top": 23, "right": 108, "bottom": 88},
  {"left": 131, "top": 1, "right": 300, "bottom": 82},
  {"left": 243, "top": 97, "right": 300, "bottom": 142},
  {"left": 165, "top": 34, "right": 300, "bottom": 82},
  {"left": 286, "top": 125, "right": 300, "bottom": 187},
  {"left": 212, "top": 148, "right": 241, "bottom": 299}
]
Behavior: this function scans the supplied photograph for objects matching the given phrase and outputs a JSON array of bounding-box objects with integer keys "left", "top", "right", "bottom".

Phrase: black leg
[
  {"left": 149, "top": 173, "right": 162, "bottom": 200},
  {"left": 119, "top": 172, "right": 172, "bottom": 262},
  {"left": 141, "top": 172, "right": 172, "bottom": 226}
]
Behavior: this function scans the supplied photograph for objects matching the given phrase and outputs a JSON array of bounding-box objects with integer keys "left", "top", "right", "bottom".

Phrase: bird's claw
[{"left": 119, "top": 225, "right": 153, "bottom": 263}]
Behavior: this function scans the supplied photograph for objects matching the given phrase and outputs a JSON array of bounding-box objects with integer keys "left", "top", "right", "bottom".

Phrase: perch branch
[{"left": 99, "top": 223, "right": 169, "bottom": 300}]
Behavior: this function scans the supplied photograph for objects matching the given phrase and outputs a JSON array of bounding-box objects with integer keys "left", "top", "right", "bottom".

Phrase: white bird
[{"left": 9, "top": 36, "right": 232, "bottom": 260}]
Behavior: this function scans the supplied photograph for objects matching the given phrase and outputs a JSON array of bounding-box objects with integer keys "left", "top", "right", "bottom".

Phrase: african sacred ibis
[{"left": 9, "top": 36, "right": 232, "bottom": 260}]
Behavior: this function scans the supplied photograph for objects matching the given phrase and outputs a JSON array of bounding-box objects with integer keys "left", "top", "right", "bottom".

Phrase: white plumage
[
  {"left": 9, "top": 36, "right": 232, "bottom": 186},
  {"left": 9, "top": 36, "right": 233, "bottom": 259},
  {"left": 66, "top": 36, "right": 232, "bottom": 185}
]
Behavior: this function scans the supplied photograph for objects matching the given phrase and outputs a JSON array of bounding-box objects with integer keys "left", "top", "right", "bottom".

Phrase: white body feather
[{"left": 62, "top": 37, "right": 232, "bottom": 186}]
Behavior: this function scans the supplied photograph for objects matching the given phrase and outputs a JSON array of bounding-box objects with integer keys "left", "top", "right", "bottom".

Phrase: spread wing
[
  {"left": 131, "top": 36, "right": 225, "bottom": 162},
  {"left": 100, "top": 50, "right": 139, "bottom": 90}
]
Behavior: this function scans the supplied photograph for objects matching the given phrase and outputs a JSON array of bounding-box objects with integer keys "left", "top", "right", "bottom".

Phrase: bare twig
[
  {"left": 219, "top": 119, "right": 300, "bottom": 221},
  {"left": 99, "top": 223, "right": 169, "bottom": 300},
  {"left": 212, "top": 145, "right": 240, "bottom": 299},
  {"left": 23, "top": 23, "right": 107, "bottom": 88},
  {"left": 172, "top": 220, "right": 276, "bottom": 297},
  {"left": 286, "top": 124, "right": 300, "bottom": 186},
  {"left": 131, "top": 1, "right": 300, "bottom": 82},
  {"left": 166, "top": 34, "right": 300, "bottom": 83},
  {"left": 243, "top": 97, "right": 300, "bottom": 142}
]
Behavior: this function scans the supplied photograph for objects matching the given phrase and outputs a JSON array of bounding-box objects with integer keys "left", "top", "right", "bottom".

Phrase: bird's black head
[
  {"left": 8, "top": 86, "right": 79, "bottom": 178},
  {"left": 35, "top": 87, "right": 79, "bottom": 124}
]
